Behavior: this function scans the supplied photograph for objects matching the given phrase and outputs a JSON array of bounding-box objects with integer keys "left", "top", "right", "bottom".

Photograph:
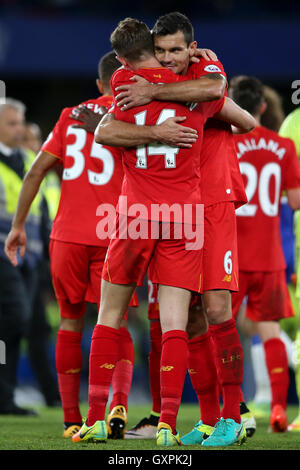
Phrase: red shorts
[
  {"left": 49, "top": 240, "right": 106, "bottom": 305},
  {"left": 203, "top": 202, "right": 239, "bottom": 292},
  {"left": 49, "top": 240, "right": 138, "bottom": 318},
  {"left": 103, "top": 214, "right": 203, "bottom": 293},
  {"left": 231, "top": 270, "right": 295, "bottom": 322}
]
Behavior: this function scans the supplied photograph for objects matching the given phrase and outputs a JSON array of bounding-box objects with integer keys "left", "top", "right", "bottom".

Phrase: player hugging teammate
[{"left": 5, "top": 10, "right": 299, "bottom": 449}]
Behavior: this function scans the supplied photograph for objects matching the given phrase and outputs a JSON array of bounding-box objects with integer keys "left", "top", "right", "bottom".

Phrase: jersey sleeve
[
  {"left": 41, "top": 108, "right": 69, "bottom": 160},
  {"left": 282, "top": 138, "right": 300, "bottom": 190},
  {"left": 197, "top": 97, "right": 225, "bottom": 120},
  {"left": 187, "top": 59, "right": 227, "bottom": 81}
]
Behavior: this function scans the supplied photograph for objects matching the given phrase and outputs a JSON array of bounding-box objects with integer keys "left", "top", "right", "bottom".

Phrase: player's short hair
[
  {"left": 98, "top": 51, "right": 121, "bottom": 86},
  {"left": 229, "top": 76, "right": 264, "bottom": 115},
  {"left": 260, "top": 85, "right": 285, "bottom": 132},
  {"left": 110, "top": 18, "right": 154, "bottom": 62},
  {"left": 152, "top": 12, "right": 194, "bottom": 45},
  {"left": 0, "top": 98, "right": 26, "bottom": 117}
]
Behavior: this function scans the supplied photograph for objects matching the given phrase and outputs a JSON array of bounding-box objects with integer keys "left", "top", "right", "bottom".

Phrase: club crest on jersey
[{"left": 204, "top": 64, "right": 222, "bottom": 73}]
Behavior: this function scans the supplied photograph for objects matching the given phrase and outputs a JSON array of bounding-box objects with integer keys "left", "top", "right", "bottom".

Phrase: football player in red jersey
[
  {"left": 72, "top": 17, "right": 255, "bottom": 447},
  {"left": 5, "top": 52, "right": 134, "bottom": 438},
  {"left": 4, "top": 50, "right": 201, "bottom": 439},
  {"left": 97, "top": 13, "right": 251, "bottom": 446},
  {"left": 229, "top": 76, "right": 300, "bottom": 432}
]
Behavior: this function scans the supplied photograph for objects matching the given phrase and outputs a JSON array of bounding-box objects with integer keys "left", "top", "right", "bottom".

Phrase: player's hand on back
[
  {"left": 190, "top": 48, "right": 218, "bottom": 63},
  {"left": 154, "top": 116, "right": 198, "bottom": 149},
  {"left": 70, "top": 105, "right": 107, "bottom": 133},
  {"left": 4, "top": 227, "right": 27, "bottom": 267},
  {"left": 115, "top": 75, "right": 155, "bottom": 111}
]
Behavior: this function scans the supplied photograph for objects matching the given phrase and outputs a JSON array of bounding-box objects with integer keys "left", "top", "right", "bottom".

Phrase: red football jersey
[
  {"left": 234, "top": 125, "right": 300, "bottom": 271},
  {"left": 41, "top": 95, "right": 124, "bottom": 246},
  {"left": 110, "top": 66, "right": 225, "bottom": 222},
  {"left": 187, "top": 59, "right": 247, "bottom": 208}
]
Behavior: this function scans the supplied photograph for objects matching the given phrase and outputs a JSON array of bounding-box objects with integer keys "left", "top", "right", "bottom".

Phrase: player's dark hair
[
  {"left": 110, "top": 18, "right": 154, "bottom": 62},
  {"left": 98, "top": 51, "right": 120, "bottom": 86},
  {"left": 260, "top": 85, "right": 285, "bottom": 132},
  {"left": 229, "top": 75, "right": 265, "bottom": 116},
  {"left": 152, "top": 12, "right": 194, "bottom": 45}
]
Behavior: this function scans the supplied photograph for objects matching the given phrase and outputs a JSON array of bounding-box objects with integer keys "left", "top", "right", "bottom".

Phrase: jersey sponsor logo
[
  {"left": 204, "top": 64, "right": 222, "bottom": 73},
  {"left": 161, "top": 365, "right": 174, "bottom": 372},
  {"left": 100, "top": 363, "right": 115, "bottom": 369},
  {"left": 222, "top": 274, "right": 232, "bottom": 282}
]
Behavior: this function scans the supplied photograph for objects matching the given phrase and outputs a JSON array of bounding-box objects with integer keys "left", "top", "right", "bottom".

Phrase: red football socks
[
  {"left": 148, "top": 321, "right": 162, "bottom": 415},
  {"left": 160, "top": 329, "right": 188, "bottom": 434},
  {"left": 110, "top": 327, "right": 134, "bottom": 412},
  {"left": 210, "top": 319, "right": 243, "bottom": 423},
  {"left": 86, "top": 324, "right": 119, "bottom": 426},
  {"left": 188, "top": 331, "right": 220, "bottom": 426},
  {"left": 55, "top": 329, "right": 82, "bottom": 425},
  {"left": 264, "top": 337, "right": 289, "bottom": 409}
]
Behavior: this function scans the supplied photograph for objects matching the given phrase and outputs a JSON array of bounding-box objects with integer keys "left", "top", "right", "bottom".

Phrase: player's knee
[
  {"left": 257, "top": 321, "right": 281, "bottom": 343},
  {"left": 205, "top": 302, "right": 231, "bottom": 325},
  {"left": 59, "top": 316, "right": 84, "bottom": 333}
]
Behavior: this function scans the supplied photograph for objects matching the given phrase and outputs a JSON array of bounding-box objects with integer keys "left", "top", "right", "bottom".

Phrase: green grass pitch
[{"left": 0, "top": 403, "right": 300, "bottom": 451}]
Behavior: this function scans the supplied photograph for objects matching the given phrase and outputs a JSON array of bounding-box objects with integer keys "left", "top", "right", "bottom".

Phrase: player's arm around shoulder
[
  {"left": 94, "top": 112, "right": 156, "bottom": 147},
  {"left": 95, "top": 111, "right": 198, "bottom": 149},
  {"left": 216, "top": 97, "right": 257, "bottom": 133}
]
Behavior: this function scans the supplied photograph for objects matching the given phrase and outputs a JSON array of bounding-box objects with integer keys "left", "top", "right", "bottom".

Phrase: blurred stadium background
[{"left": 1, "top": 0, "right": 300, "bottom": 409}]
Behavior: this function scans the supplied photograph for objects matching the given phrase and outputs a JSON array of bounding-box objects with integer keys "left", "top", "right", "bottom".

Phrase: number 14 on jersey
[{"left": 134, "top": 109, "right": 179, "bottom": 170}]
